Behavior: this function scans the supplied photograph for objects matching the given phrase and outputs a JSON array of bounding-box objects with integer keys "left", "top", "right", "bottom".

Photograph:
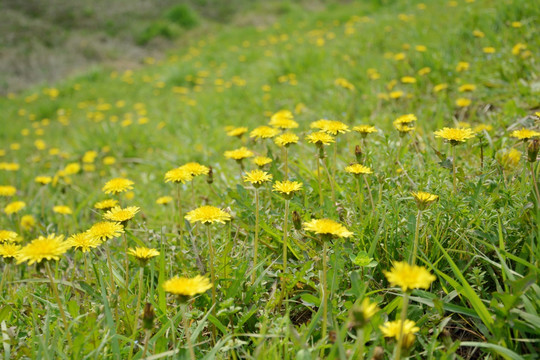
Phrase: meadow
[{"left": 0, "top": 0, "right": 539, "bottom": 358}]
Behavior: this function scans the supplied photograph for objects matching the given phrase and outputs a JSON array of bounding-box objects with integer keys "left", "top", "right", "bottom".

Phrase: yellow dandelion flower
[
  {"left": 353, "top": 125, "right": 377, "bottom": 137},
  {"left": 103, "top": 156, "right": 116, "bottom": 165},
  {"left": 94, "top": 199, "right": 119, "bottom": 210},
  {"left": 163, "top": 275, "right": 212, "bottom": 297},
  {"left": 0, "top": 185, "right": 16, "bottom": 197},
  {"left": 483, "top": 46, "right": 496, "bottom": 54},
  {"left": 401, "top": 76, "right": 416, "bottom": 84},
  {"left": 180, "top": 162, "right": 210, "bottom": 176},
  {"left": 103, "top": 206, "right": 140, "bottom": 222},
  {"left": 16, "top": 234, "right": 72, "bottom": 265},
  {"left": 102, "top": 178, "right": 134, "bottom": 194},
  {"left": 165, "top": 167, "right": 193, "bottom": 183},
  {"left": 0, "top": 230, "right": 18, "bottom": 243},
  {"left": 433, "top": 83, "right": 448, "bottom": 93},
  {"left": 497, "top": 148, "right": 521, "bottom": 170},
  {"left": 303, "top": 218, "right": 353, "bottom": 238},
  {"left": 253, "top": 156, "right": 272, "bottom": 167},
  {"left": 128, "top": 247, "right": 160, "bottom": 265},
  {"left": 511, "top": 21, "right": 522, "bottom": 28},
  {"left": 243, "top": 170, "right": 273, "bottom": 186},
  {"left": 418, "top": 67, "right": 431, "bottom": 76},
  {"left": 473, "top": 124, "right": 493, "bottom": 133},
  {"left": 185, "top": 205, "right": 231, "bottom": 224},
  {"left": 0, "top": 243, "right": 21, "bottom": 260},
  {"left": 349, "top": 298, "right": 379, "bottom": 329},
  {"left": 87, "top": 221, "right": 124, "bottom": 242},
  {"left": 384, "top": 261, "right": 436, "bottom": 291},
  {"left": 393, "top": 114, "right": 417, "bottom": 126},
  {"left": 472, "top": 29, "right": 485, "bottom": 38},
  {"left": 412, "top": 191, "right": 438, "bottom": 210},
  {"left": 63, "top": 163, "right": 81, "bottom": 175},
  {"left": 53, "top": 205, "right": 73, "bottom": 215},
  {"left": 434, "top": 127, "right": 475, "bottom": 145},
  {"left": 156, "top": 196, "right": 173, "bottom": 205},
  {"left": 458, "top": 84, "right": 476, "bottom": 93},
  {"left": 250, "top": 126, "right": 280, "bottom": 140},
  {"left": 335, "top": 78, "right": 355, "bottom": 91},
  {"left": 306, "top": 131, "right": 335, "bottom": 146},
  {"left": 380, "top": 319, "right": 420, "bottom": 340},
  {"left": 269, "top": 110, "right": 298, "bottom": 129},
  {"left": 20, "top": 215, "right": 36, "bottom": 230},
  {"left": 510, "top": 43, "right": 526, "bottom": 56},
  {"left": 456, "top": 61, "right": 469, "bottom": 72},
  {"left": 224, "top": 147, "right": 254, "bottom": 160},
  {"left": 345, "top": 164, "right": 373, "bottom": 175},
  {"left": 226, "top": 126, "right": 248, "bottom": 137},
  {"left": 68, "top": 232, "right": 102, "bottom": 253},
  {"left": 395, "top": 123, "right": 415, "bottom": 134},
  {"left": 389, "top": 91, "right": 404, "bottom": 99},
  {"left": 455, "top": 98, "right": 472, "bottom": 107},
  {"left": 4, "top": 201, "right": 25, "bottom": 215},
  {"left": 510, "top": 129, "right": 540, "bottom": 141},
  {"left": 274, "top": 133, "right": 299, "bottom": 147},
  {"left": 310, "top": 119, "right": 331, "bottom": 130},
  {"left": 321, "top": 120, "right": 350, "bottom": 136},
  {"left": 273, "top": 180, "right": 303, "bottom": 197},
  {"left": 0, "top": 163, "right": 20, "bottom": 171}
]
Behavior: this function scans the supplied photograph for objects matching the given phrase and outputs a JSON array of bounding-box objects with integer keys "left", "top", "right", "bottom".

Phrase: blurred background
[{"left": 0, "top": 0, "right": 356, "bottom": 94}]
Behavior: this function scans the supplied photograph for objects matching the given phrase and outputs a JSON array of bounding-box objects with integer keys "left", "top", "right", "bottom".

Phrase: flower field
[{"left": 1, "top": 0, "right": 539, "bottom": 358}]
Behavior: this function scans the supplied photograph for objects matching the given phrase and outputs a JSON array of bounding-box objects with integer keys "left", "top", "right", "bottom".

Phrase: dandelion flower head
[
  {"left": 303, "top": 218, "right": 353, "bottom": 238},
  {"left": 185, "top": 205, "right": 231, "bottom": 224},
  {"left": 384, "top": 261, "right": 436, "bottom": 291},
  {"left": 16, "top": 234, "right": 72, "bottom": 265},
  {"left": 102, "top": 178, "right": 134, "bottom": 194},
  {"left": 243, "top": 169, "right": 273, "bottom": 186}
]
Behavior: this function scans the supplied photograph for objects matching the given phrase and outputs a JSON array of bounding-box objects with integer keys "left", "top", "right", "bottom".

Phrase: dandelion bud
[
  {"left": 355, "top": 145, "right": 363, "bottom": 163},
  {"left": 292, "top": 210, "right": 302, "bottom": 230},
  {"left": 328, "top": 330, "right": 337, "bottom": 343},
  {"left": 528, "top": 139, "right": 539, "bottom": 162},
  {"left": 348, "top": 298, "right": 378, "bottom": 330},
  {"left": 371, "top": 346, "right": 384, "bottom": 360},
  {"left": 440, "top": 329, "right": 452, "bottom": 348},
  {"left": 207, "top": 166, "right": 214, "bottom": 184},
  {"left": 401, "top": 333, "right": 416, "bottom": 350},
  {"left": 142, "top": 303, "right": 155, "bottom": 330}
]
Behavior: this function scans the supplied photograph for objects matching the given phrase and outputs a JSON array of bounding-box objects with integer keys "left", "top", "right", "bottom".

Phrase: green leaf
[{"left": 460, "top": 341, "right": 525, "bottom": 360}]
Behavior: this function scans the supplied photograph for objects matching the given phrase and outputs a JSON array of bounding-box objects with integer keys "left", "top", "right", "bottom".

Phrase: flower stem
[
  {"left": 176, "top": 184, "right": 184, "bottom": 248},
  {"left": 410, "top": 210, "right": 422, "bottom": 265},
  {"left": 123, "top": 232, "right": 129, "bottom": 288},
  {"left": 452, "top": 145, "right": 457, "bottom": 193},
  {"left": 321, "top": 240, "right": 328, "bottom": 340},
  {"left": 394, "top": 292, "right": 410, "bottom": 360},
  {"left": 0, "top": 263, "right": 8, "bottom": 297},
  {"left": 45, "top": 261, "right": 72, "bottom": 347},
  {"left": 317, "top": 155, "right": 323, "bottom": 207},
  {"left": 332, "top": 142, "right": 337, "bottom": 201},
  {"left": 133, "top": 267, "right": 144, "bottom": 336},
  {"left": 182, "top": 303, "right": 196, "bottom": 360},
  {"left": 355, "top": 177, "right": 363, "bottom": 213},
  {"left": 141, "top": 329, "right": 151, "bottom": 359},
  {"left": 279, "top": 199, "right": 290, "bottom": 307},
  {"left": 530, "top": 162, "right": 540, "bottom": 206},
  {"left": 363, "top": 175, "right": 375, "bottom": 214},
  {"left": 252, "top": 188, "right": 260, "bottom": 284},
  {"left": 105, "top": 244, "right": 116, "bottom": 294},
  {"left": 284, "top": 147, "right": 289, "bottom": 180},
  {"left": 206, "top": 225, "right": 217, "bottom": 341}
]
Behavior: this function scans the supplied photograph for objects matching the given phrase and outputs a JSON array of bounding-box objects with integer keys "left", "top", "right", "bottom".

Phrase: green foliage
[
  {"left": 135, "top": 21, "right": 181, "bottom": 46},
  {"left": 1, "top": 0, "right": 540, "bottom": 358},
  {"left": 165, "top": 4, "right": 200, "bottom": 29}
]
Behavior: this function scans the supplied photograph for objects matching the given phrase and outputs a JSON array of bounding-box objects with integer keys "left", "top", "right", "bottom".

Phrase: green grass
[{"left": 1, "top": 0, "right": 540, "bottom": 358}]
